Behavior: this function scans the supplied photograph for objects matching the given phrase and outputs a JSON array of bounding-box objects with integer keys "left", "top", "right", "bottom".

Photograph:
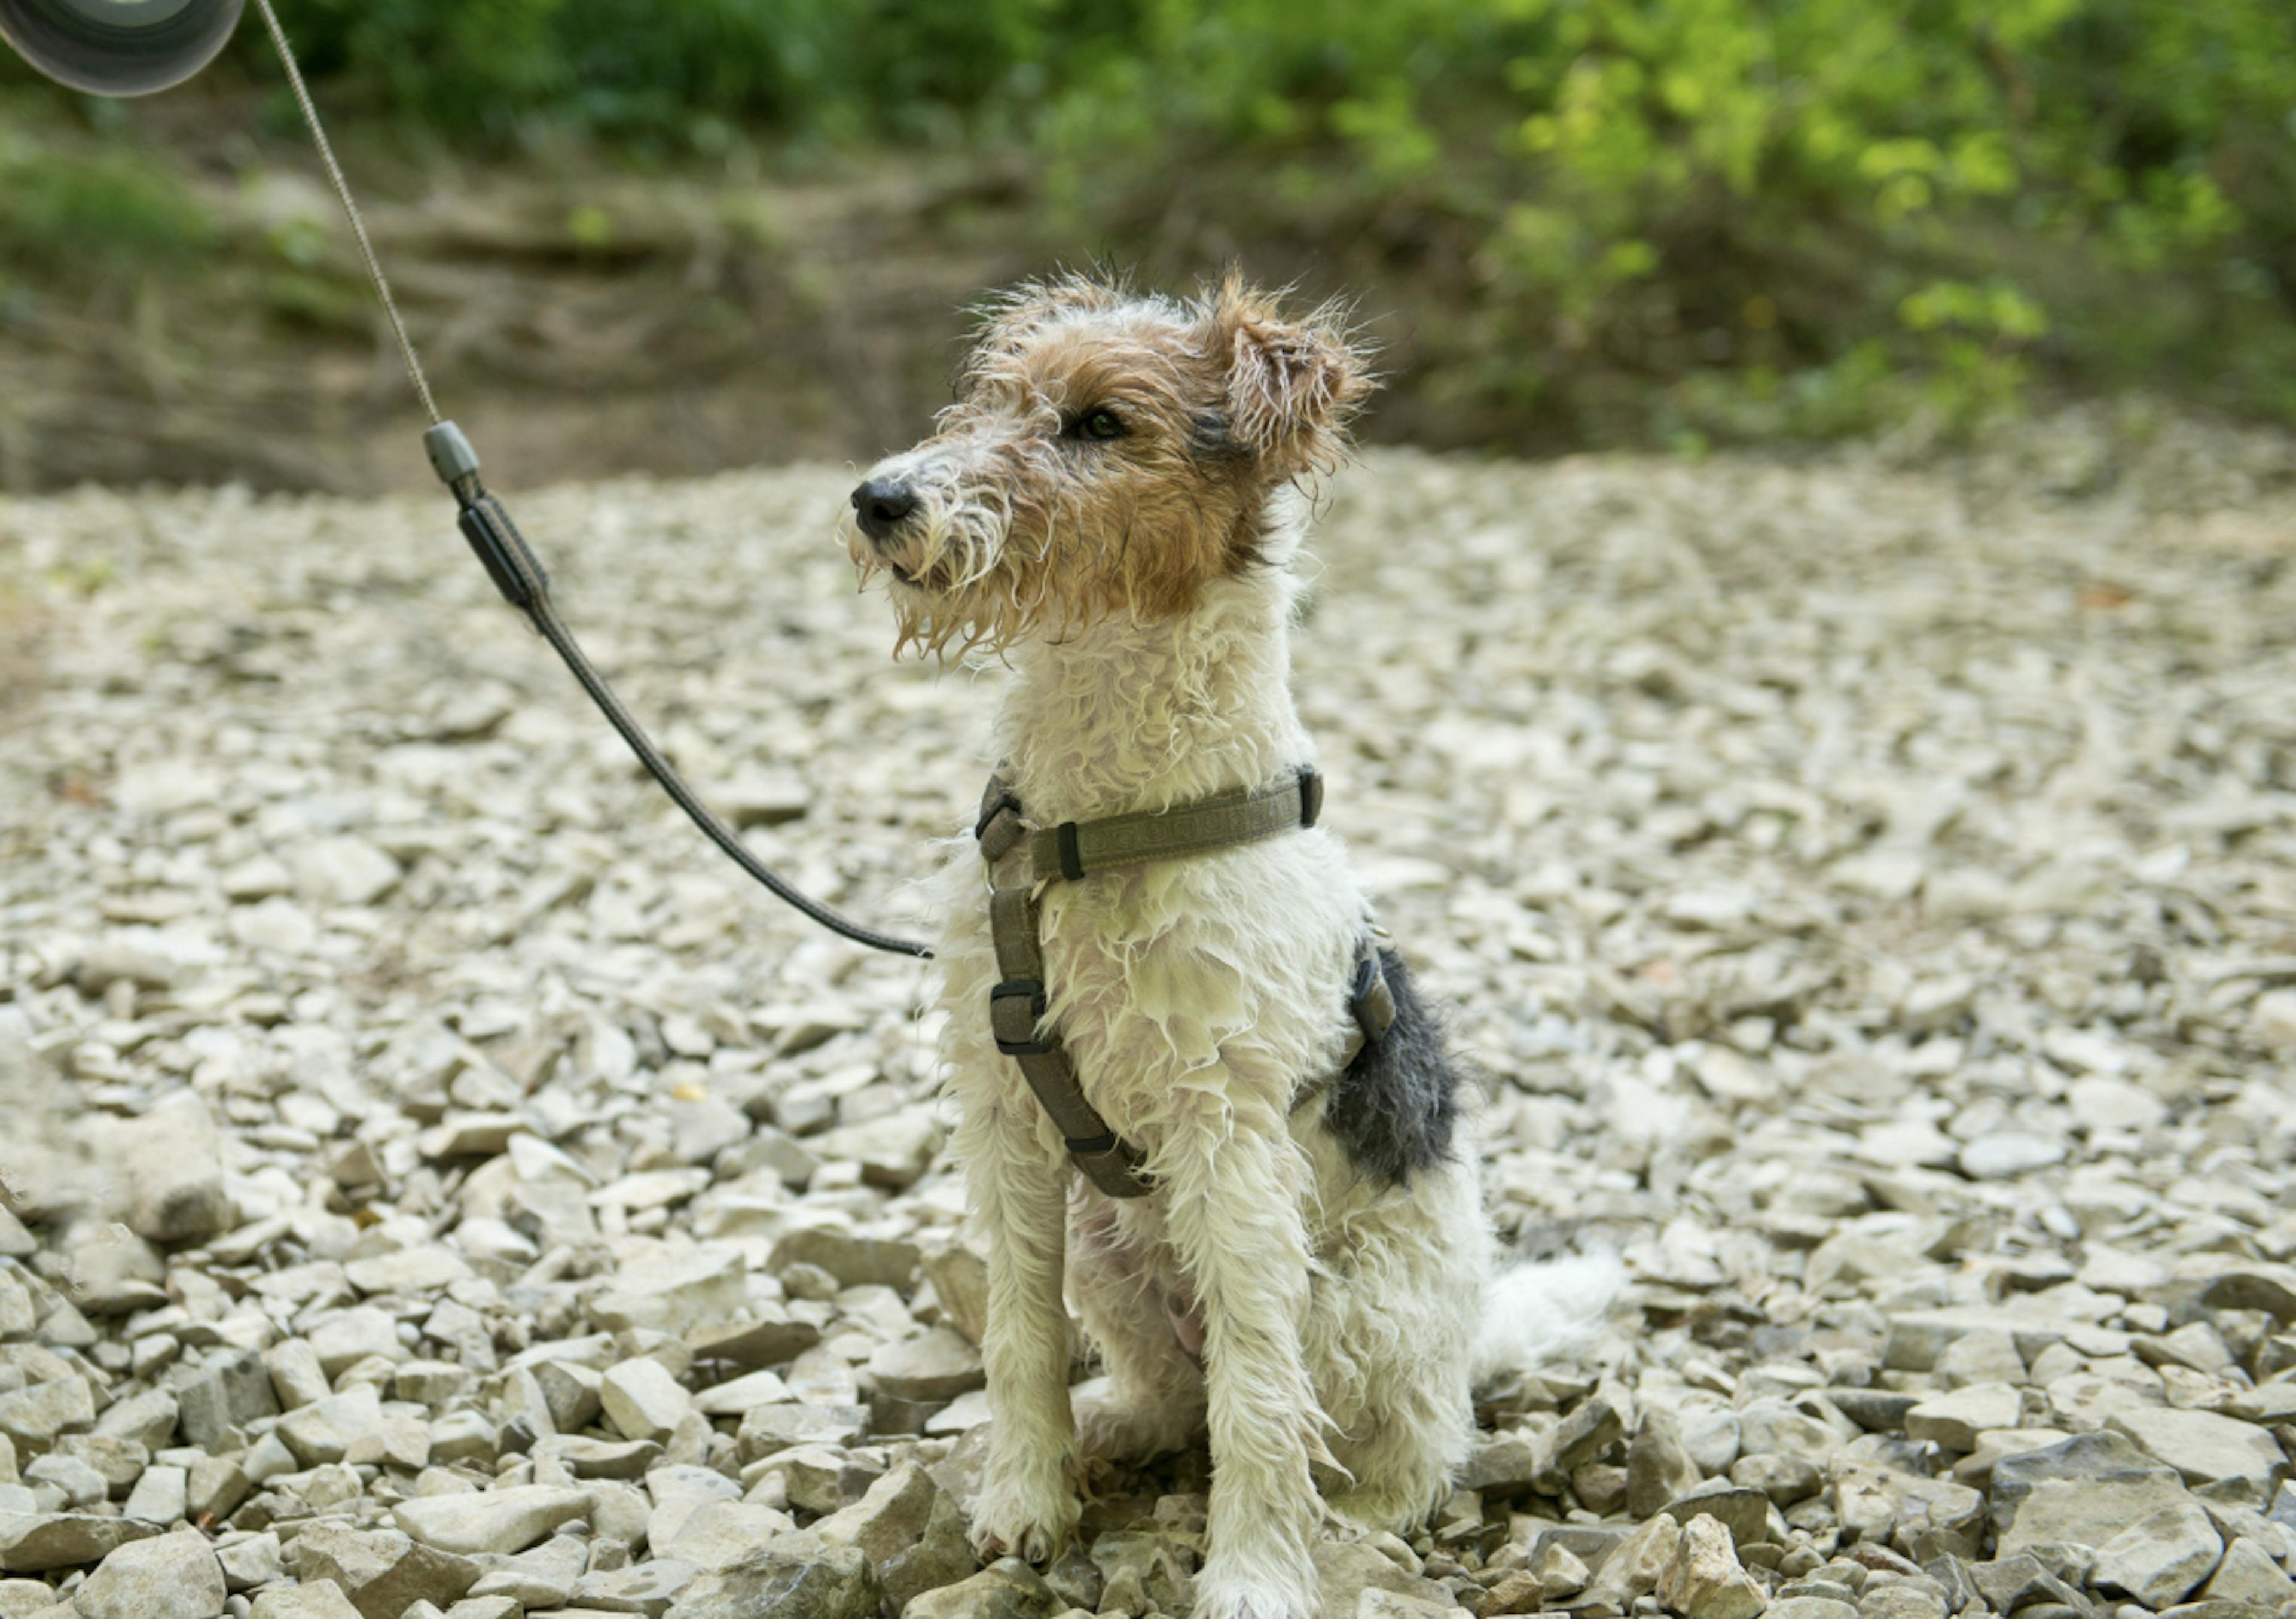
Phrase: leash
[{"left": 248, "top": 0, "right": 932, "bottom": 961}]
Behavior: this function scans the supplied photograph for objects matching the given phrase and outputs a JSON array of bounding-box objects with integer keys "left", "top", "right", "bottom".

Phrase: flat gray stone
[
  {"left": 1992, "top": 1430, "right": 2195, "bottom": 1554},
  {"left": 249, "top": 1580, "right": 365, "bottom": 1619},
  {"left": 175, "top": 1352, "right": 279, "bottom": 1448},
  {"left": 765, "top": 1230, "right": 919, "bottom": 1292},
  {"left": 0, "top": 1514, "right": 157, "bottom": 1575},
  {"left": 118, "top": 1099, "right": 232, "bottom": 1246},
  {"left": 813, "top": 1461, "right": 937, "bottom": 1564},
  {"left": 392, "top": 1487, "right": 592, "bottom": 1557},
  {"left": 71, "top": 1530, "right": 226, "bottom": 1619},
  {"left": 2093, "top": 1497, "right": 2225, "bottom": 1609},
  {"left": 0, "top": 1383, "right": 94, "bottom": 1452},
  {"left": 280, "top": 1523, "right": 480, "bottom": 1619},
  {"left": 867, "top": 1328, "right": 984, "bottom": 1402},
  {"left": 590, "top": 1249, "right": 747, "bottom": 1337},
  {"left": 688, "top": 1312, "right": 819, "bottom": 1371},
  {"left": 572, "top": 1557, "right": 699, "bottom": 1616},
  {"left": 658, "top": 1501, "right": 798, "bottom": 1572},
  {"left": 734, "top": 1403, "right": 868, "bottom": 1463},
  {"left": 2201, "top": 1537, "right": 2296, "bottom": 1606},
  {"left": 2108, "top": 1406, "right": 2289, "bottom": 1493},
  {"left": 901, "top": 1558, "right": 1060, "bottom": 1619},
  {"left": 600, "top": 1358, "right": 692, "bottom": 1445},
  {"left": 662, "top": 1530, "right": 880, "bottom": 1619}
]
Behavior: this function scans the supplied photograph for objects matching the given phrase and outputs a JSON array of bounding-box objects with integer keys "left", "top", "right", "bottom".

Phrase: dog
[{"left": 841, "top": 271, "right": 1613, "bottom": 1619}]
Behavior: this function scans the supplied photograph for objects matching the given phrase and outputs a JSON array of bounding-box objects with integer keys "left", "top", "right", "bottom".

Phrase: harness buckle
[
  {"left": 1351, "top": 948, "right": 1396, "bottom": 1047},
  {"left": 975, "top": 791, "right": 1021, "bottom": 842},
  {"left": 976, "top": 801, "right": 1027, "bottom": 866},
  {"left": 990, "top": 978, "right": 1057, "bottom": 1056},
  {"left": 1298, "top": 765, "right": 1324, "bottom": 829}
]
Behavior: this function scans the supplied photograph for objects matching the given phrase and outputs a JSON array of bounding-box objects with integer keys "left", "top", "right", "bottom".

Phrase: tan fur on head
[{"left": 842, "top": 270, "right": 1375, "bottom": 659}]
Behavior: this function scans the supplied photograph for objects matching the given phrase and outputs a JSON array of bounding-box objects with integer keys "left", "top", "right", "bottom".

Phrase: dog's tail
[{"left": 1472, "top": 1253, "right": 1626, "bottom": 1383}]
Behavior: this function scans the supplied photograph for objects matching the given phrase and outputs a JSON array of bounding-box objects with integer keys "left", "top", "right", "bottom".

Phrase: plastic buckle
[
  {"left": 1298, "top": 765, "right": 1323, "bottom": 828},
  {"left": 975, "top": 792, "right": 1021, "bottom": 842},
  {"left": 1351, "top": 949, "right": 1395, "bottom": 1046}
]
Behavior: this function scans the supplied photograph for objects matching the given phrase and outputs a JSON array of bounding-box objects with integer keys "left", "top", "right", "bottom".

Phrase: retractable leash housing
[
  {"left": 2, "top": 0, "right": 933, "bottom": 961},
  {"left": 0, "top": 0, "right": 242, "bottom": 97}
]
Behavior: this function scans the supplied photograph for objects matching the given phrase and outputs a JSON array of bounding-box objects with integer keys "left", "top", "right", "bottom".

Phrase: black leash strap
[
  {"left": 255, "top": 0, "right": 931, "bottom": 962},
  {"left": 425, "top": 426, "right": 932, "bottom": 960}
]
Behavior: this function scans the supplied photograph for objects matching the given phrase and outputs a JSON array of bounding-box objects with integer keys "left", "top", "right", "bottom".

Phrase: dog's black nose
[{"left": 851, "top": 478, "right": 918, "bottom": 542}]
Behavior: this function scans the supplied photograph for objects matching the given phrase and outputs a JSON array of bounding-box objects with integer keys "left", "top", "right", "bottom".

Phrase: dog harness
[{"left": 974, "top": 766, "right": 1397, "bottom": 1199}]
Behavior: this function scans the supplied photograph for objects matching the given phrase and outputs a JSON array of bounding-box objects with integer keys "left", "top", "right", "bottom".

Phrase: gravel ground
[{"left": 3, "top": 408, "right": 2296, "bottom": 1619}]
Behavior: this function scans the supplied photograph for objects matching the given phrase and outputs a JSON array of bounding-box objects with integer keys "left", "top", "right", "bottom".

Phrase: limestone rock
[
  {"left": 2200, "top": 1536, "right": 2296, "bottom": 1606},
  {"left": 1991, "top": 1430, "right": 2194, "bottom": 1555},
  {"left": 390, "top": 1487, "right": 593, "bottom": 1557},
  {"left": 1629, "top": 1412, "right": 1706, "bottom": 1519},
  {"left": 1580, "top": 1513, "right": 1681, "bottom": 1611},
  {"left": 901, "top": 1559, "right": 1061, "bottom": 1619},
  {"left": 663, "top": 1530, "right": 881, "bottom": 1619},
  {"left": 600, "top": 1358, "right": 693, "bottom": 1445},
  {"left": 2092, "top": 1497, "right": 2225, "bottom": 1609},
  {"left": 279, "top": 1523, "right": 480, "bottom": 1619},
  {"left": 2106, "top": 1406, "right": 2288, "bottom": 1495},
  {"left": 249, "top": 1584, "right": 365, "bottom": 1619},
  {"left": 868, "top": 1328, "right": 985, "bottom": 1403},
  {"left": 591, "top": 1249, "right": 749, "bottom": 1337},
  {"left": 1904, "top": 1384, "right": 2023, "bottom": 1453},
  {"left": 1657, "top": 1514, "right": 1768, "bottom": 1619},
  {"left": 117, "top": 1099, "right": 232, "bottom": 1246},
  {"left": 813, "top": 1461, "right": 938, "bottom": 1564},
  {"left": 70, "top": 1530, "right": 226, "bottom": 1619},
  {"left": 767, "top": 1230, "right": 920, "bottom": 1292},
  {"left": 0, "top": 1515, "right": 157, "bottom": 1575}
]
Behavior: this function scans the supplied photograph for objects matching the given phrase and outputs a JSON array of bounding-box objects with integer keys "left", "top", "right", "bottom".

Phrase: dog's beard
[{"left": 850, "top": 494, "right": 1118, "bottom": 661}]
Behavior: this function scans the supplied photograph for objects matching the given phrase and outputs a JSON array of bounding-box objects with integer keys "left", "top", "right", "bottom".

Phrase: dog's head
[{"left": 842, "top": 270, "right": 1373, "bottom": 657}]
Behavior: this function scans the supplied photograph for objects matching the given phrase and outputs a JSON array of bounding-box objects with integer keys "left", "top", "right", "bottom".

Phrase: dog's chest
[{"left": 1070, "top": 1191, "right": 1206, "bottom": 1356}]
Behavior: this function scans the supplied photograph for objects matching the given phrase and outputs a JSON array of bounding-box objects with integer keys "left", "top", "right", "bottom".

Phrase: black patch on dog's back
[{"left": 1321, "top": 948, "right": 1460, "bottom": 1186}]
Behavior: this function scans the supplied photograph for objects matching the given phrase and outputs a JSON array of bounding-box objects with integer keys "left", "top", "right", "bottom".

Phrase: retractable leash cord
[{"left": 2, "top": 0, "right": 932, "bottom": 960}]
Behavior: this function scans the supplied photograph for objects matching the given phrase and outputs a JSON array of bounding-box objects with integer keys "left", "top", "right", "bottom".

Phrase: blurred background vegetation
[{"left": 1, "top": 0, "right": 2293, "bottom": 489}]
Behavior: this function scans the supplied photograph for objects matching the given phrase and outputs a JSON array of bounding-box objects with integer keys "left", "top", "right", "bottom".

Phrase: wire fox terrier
[{"left": 842, "top": 272, "right": 1611, "bottom": 1619}]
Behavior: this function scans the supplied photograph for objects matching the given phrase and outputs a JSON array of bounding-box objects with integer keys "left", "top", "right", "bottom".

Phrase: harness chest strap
[{"left": 975, "top": 767, "right": 1394, "bottom": 1200}]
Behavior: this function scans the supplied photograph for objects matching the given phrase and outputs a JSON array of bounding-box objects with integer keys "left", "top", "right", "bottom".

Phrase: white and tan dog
[{"left": 842, "top": 272, "right": 1611, "bottom": 1619}]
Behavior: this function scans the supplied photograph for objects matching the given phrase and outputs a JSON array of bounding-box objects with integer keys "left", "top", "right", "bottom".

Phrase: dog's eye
[{"left": 1075, "top": 408, "right": 1125, "bottom": 442}]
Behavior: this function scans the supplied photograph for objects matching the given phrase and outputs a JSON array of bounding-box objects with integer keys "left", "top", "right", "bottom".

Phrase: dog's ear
[{"left": 1208, "top": 275, "right": 1375, "bottom": 475}]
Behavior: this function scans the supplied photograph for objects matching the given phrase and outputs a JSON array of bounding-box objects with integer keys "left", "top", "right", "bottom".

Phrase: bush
[{"left": 7, "top": 0, "right": 2291, "bottom": 440}]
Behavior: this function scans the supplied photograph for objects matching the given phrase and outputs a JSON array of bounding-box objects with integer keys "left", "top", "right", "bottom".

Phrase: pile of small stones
[{"left": 2, "top": 403, "right": 2296, "bottom": 1619}]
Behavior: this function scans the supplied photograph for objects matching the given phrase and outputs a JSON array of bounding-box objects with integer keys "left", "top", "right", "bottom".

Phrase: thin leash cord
[
  {"left": 249, "top": 0, "right": 932, "bottom": 961},
  {"left": 252, "top": 0, "right": 439, "bottom": 428},
  {"left": 527, "top": 598, "right": 934, "bottom": 959}
]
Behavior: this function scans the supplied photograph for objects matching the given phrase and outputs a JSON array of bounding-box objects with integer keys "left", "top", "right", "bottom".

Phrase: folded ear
[{"left": 1209, "top": 276, "right": 1375, "bottom": 475}]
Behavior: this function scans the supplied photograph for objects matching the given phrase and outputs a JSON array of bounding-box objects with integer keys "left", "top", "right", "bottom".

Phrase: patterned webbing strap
[{"left": 973, "top": 768, "right": 1394, "bottom": 1200}]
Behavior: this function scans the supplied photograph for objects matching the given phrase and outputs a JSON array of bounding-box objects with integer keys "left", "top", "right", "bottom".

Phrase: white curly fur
[{"left": 850, "top": 278, "right": 1616, "bottom": 1619}]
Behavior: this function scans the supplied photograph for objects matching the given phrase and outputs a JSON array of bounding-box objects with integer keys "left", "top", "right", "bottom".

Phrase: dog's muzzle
[{"left": 851, "top": 477, "right": 918, "bottom": 545}]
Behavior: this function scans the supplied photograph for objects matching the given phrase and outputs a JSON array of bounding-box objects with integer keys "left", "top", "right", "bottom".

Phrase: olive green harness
[{"left": 974, "top": 766, "right": 1396, "bottom": 1199}]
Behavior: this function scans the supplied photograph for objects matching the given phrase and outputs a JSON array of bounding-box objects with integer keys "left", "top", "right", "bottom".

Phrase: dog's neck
[{"left": 994, "top": 553, "right": 1313, "bottom": 827}]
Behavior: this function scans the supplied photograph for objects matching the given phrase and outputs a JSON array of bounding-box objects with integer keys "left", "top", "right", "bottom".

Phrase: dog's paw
[
  {"left": 968, "top": 1480, "right": 1080, "bottom": 1566},
  {"left": 1192, "top": 1568, "right": 1318, "bottom": 1619}
]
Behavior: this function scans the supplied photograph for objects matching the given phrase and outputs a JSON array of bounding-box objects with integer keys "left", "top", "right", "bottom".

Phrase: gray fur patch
[{"left": 1322, "top": 947, "right": 1461, "bottom": 1187}]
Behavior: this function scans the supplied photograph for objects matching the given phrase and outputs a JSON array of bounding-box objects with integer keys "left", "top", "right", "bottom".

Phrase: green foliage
[
  {"left": 6, "top": 0, "right": 2291, "bottom": 440},
  {"left": 0, "top": 125, "right": 214, "bottom": 279},
  {"left": 225, "top": 0, "right": 2296, "bottom": 438}
]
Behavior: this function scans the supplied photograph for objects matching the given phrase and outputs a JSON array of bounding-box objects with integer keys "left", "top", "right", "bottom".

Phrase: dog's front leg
[
  {"left": 966, "top": 1105, "right": 1080, "bottom": 1564},
  {"left": 1166, "top": 1117, "right": 1324, "bottom": 1619}
]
